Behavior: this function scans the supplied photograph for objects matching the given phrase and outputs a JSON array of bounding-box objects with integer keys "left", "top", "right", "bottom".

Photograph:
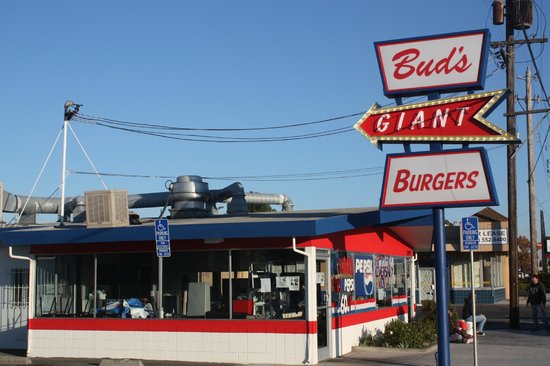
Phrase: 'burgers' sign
[
  {"left": 380, "top": 148, "right": 497, "bottom": 209},
  {"left": 375, "top": 29, "right": 490, "bottom": 97}
]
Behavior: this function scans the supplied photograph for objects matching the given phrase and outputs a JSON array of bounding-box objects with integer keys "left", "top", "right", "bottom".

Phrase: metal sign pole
[
  {"left": 434, "top": 207, "right": 450, "bottom": 366},
  {"left": 158, "top": 256, "right": 163, "bottom": 318},
  {"left": 470, "top": 250, "right": 478, "bottom": 366}
]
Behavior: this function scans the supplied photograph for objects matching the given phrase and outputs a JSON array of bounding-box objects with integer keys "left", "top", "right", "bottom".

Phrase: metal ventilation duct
[{"left": 1, "top": 175, "right": 293, "bottom": 224}]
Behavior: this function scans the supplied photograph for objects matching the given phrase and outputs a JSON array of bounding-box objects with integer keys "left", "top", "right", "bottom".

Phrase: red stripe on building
[
  {"left": 332, "top": 306, "right": 408, "bottom": 329},
  {"left": 29, "top": 318, "right": 317, "bottom": 334}
]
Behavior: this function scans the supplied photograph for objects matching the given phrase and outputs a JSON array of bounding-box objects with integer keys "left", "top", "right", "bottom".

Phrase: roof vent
[
  {"left": 85, "top": 189, "right": 129, "bottom": 228},
  {"left": 169, "top": 175, "right": 210, "bottom": 218}
]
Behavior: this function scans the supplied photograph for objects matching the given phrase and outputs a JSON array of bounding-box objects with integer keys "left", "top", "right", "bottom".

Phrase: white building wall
[
  {"left": 332, "top": 315, "right": 405, "bottom": 357},
  {"left": 0, "top": 246, "right": 29, "bottom": 349},
  {"left": 28, "top": 329, "right": 309, "bottom": 365}
]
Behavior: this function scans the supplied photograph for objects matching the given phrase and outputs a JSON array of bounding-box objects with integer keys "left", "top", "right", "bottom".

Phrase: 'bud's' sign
[
  {"left": 375, "top": 29, "right": 490, "bottom": 97},
  {"left": 380, "top": 148, "right": 498, "bottom": 209}
]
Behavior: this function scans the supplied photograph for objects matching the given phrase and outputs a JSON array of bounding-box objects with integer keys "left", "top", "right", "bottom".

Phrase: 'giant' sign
[
  {"left": 354, "top": 89, "right": 515, "bottom": 145},
  {"left": 375, "top": 29, "right": 489, "bottom": 97},
  {"left": 380, "top": 148, "right": 498, "bottom": 209}
]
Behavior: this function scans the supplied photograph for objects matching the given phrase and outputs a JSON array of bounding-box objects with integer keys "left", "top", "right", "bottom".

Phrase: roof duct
[
  {"left": 169, "top": 175, "right": 210, "bottom": 218},
  {"left": 1, "top": 175, "right": 293, "bottom": 224}
]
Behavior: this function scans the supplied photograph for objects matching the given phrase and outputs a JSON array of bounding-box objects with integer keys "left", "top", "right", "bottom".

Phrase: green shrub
[
  {"left": 420, "top": 299, "right": 438, "bottom": 322},
  {"left": 359, "top": 318, "right": 437, "bottom": 349}
]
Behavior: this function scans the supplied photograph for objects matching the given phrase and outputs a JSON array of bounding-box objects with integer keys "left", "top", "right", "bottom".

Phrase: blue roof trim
[{"left": 0, "top": 209, "right": 433, "bottom": 246}]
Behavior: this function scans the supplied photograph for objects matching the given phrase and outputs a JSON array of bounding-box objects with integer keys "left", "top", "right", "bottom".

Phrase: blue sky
[{"left": 0, "top": 0, "right": 549, "bottom": 238}]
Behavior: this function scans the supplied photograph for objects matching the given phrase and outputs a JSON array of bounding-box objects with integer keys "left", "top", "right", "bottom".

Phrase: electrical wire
[
  {"left": 74, "top": 111, "right": 365, "bottom": 132},
  {"left": 69, "top": 166, "right": 385, "bottom": 182},
  {"left": 82, "top": 120, "right": 354, "bottom": 143}
]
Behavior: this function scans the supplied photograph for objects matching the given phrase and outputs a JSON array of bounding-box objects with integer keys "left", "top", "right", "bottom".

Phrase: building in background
[{"left": 416, "top": 207, "right": 509, "bottom": 305}]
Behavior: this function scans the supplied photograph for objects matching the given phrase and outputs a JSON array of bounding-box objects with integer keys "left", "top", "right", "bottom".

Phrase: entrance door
[
  {"left": 316, "top": 256, "right": 331, "bottom": 360},
  {"left": 418, "top": 267, "right": 435, "bottom": 302}
]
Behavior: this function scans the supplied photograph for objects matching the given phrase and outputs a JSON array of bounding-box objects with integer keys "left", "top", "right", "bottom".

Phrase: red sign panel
[
  {"left": 381, "top": 148, "right": 498, "bottom": 209},
  {"left": 354, "top": 89, "right": 517, "bottom": 146},
  {"left": 375, "top": 29, "right": 490, "bottom": 97}
]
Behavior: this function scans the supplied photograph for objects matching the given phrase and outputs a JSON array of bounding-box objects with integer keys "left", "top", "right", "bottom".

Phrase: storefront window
[
  {"left": 35, "top": 255, "right": 95, "bottom": 317},
  {"left": 35, "top": 249, "right": 305, "bottom": 320},
  {"left": 331, "top": 251, "right": 354, "bottom": 314},
  {"left": 393, "top": 257, "right": 406, "bottom": 298},
  {"left": 375, "top": 255, "right": 394, "bottom": 307},
  {"left": 491, "top": 255, "right": 503, "bottom": 287},
  {"left": 231, "top": 249, "right": 305, "bottom": 319}
]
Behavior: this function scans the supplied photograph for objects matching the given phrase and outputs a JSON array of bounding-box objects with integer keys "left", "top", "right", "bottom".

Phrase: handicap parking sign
[
  {"left": 154, "top": 219, "right": 171, "bottom": 257},
  {"left": 461, "top": 217, "right": 479, "bottom": 251}
]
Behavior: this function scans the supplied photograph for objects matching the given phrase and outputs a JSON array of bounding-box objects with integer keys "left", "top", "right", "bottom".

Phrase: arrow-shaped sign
[{"left": 354, "top": 89, "right": 517, "bottom": 145}]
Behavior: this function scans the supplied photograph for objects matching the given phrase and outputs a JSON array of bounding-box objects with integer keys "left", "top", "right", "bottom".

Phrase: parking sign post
[
  {"left": 154, "top": 219, "right": 171, "bottom": 319},
  {"left": 462, "top": 216, "right": 479, "bottom": 366}
]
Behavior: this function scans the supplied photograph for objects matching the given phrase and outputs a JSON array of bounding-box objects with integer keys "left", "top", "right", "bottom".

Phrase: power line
[
  {"left": 69, "top": 166, "right": 385, "bottom": 182},
  {"left": 74, "top": 111, "right": 365, "bottom": 132}
]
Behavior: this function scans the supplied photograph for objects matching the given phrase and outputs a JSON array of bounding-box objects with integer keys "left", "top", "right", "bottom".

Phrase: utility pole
[
  {"left": 525, "top": 67, "right": 538, "bottom": 274},
  {"left": 505, "top": 0, "right": 520, "bottom": 330},
  {"left": 60, "top": 100, "right": 81, "bottom": 226},
  {"left": 541, "top": 210, "right": 548, "bottom": 273}
]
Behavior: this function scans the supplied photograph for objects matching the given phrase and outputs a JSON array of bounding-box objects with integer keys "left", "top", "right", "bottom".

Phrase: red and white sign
[
  {"left": 375, "top": 29, "right": 489, "bottom": 96},
  {"left": 381, "top": 148, "right": 497, "bottom": 209},
  {"left": 354, "top": 89, "right": 516, "bottom": 145}
]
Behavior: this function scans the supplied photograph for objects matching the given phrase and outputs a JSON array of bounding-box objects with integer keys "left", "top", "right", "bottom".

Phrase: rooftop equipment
[{"left": 1, "top": 175, "right": 293, "bottom": 225}]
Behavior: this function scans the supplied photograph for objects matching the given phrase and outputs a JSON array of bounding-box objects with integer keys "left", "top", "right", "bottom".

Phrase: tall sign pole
[
  {"left": 505, "top": 0, "right": 520, "bottom": 329},
  {"left": 358, "top": 28, "right": 509, "bottom": 366}
]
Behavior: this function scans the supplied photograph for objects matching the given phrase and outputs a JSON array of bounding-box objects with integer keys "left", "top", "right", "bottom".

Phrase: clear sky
[{"left": 0, "top": 0, "right": 549, "bottom": 238}]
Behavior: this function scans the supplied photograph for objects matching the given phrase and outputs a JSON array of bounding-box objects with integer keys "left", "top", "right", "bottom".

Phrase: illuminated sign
[
  {"left": 375, "top": 29, "right": 489, "bottom": 96},
  {"left": 354, "top": 89, "right": 516, "bottom": 145},
  {"left": 380, "top": 148, "right": 498, "bottom": 209}
]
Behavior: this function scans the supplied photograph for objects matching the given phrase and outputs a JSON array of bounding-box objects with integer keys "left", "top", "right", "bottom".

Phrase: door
[
  {"left": 418, "top": 267, "right": 435, "bottom": 302},
  {"left": 316, "top": 256, "right": 331, "bottom": 360}
]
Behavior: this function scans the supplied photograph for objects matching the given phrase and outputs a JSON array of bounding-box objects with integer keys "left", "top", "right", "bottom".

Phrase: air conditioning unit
[{"left": 85, "top": 189, "right": 129, "bottom": 228}]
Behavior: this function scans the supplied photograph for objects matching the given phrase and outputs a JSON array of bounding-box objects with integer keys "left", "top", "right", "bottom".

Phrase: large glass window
[
  {"left": 375, "top": 255, "right": 394, "bottom": 307},
  {"left": 35, "top": 255, "right": 94, "bottom": 317},
  {"left": 450, "top": 253, "right": 494, "bottom": 288},
  {"left": 231, "top": 249, "right": 305, "bottom": 319},
  {"left": 331, "top": 251, "right": 403, "bottom": 312},
  {"left": 393, "top": 257, "right": 406, "bottom": 298},
  {"left": 34, "top": 249, "right": 305, "bottom": 320}
]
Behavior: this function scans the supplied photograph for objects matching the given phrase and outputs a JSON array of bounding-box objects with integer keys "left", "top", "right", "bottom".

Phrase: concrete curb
[
  {"left": 100, "top": 359, "right": 144, "bottom": 366},
  {"left": 351, "top": 344, "right": 438, "bottom": 354},
  {"left": 0, "top": 355, "right": 31, "bottom": 365}
]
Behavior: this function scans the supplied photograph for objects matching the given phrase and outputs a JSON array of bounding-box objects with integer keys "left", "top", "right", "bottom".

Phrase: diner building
[{"left": 0, "top": 185, "right": 433, "bottom": 364}]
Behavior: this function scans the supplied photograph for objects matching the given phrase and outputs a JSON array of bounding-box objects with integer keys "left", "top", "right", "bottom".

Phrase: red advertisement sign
[
  {"left": 375, "top": 29, "right": 490, "bottom": 96},
  {"left": 380, "top": 148, "right": 498, "bottom": 209},
  {"left": 354, "top": 89, "right": 517, "bottom": 146}
]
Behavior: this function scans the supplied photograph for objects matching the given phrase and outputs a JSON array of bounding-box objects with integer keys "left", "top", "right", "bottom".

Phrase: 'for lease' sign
[{"left": 380, "top": 148, "right": 498, "bottom": 209}]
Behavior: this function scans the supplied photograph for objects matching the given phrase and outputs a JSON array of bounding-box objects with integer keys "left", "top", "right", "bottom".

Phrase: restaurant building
[{"left": 0, "top": 193, "right": 433, "bottom": 364}]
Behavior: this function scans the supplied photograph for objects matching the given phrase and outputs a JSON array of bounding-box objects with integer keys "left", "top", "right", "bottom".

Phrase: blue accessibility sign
[
  {"left": 461, "top": 217, "right": 479, "bottom": 250},
  {"left": 154, "top": 219, "right": 171, "bottom": 257}
]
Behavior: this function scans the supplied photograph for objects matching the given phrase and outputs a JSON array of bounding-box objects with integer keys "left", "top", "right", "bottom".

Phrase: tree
[
  {"left": 247, "top": 202, "right": 275, "bottom": 212},
  {"left": 246, "top": 192, "right": 276, "bottom": 213},
  {"left": 517, "top": 235, "right": 531, "bottom": 276}
]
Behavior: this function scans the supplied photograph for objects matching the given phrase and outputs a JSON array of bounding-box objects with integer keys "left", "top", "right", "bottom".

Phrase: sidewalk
[{"left": 2, "top": 301, "right": 549, "bottom": 366}]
